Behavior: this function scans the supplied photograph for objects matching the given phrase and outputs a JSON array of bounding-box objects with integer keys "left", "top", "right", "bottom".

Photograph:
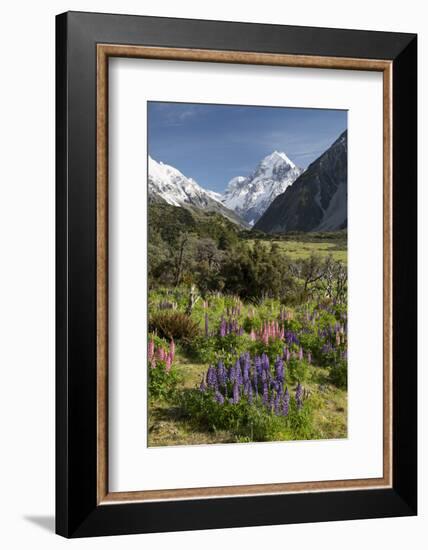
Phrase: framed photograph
[{"left": 56, "top": 11, "right": 417, "bottom": 538}]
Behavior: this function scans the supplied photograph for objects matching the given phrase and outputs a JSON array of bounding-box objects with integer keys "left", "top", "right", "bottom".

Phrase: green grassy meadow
[{"left": 246, "top": 239, "right": 347, "bottom": 262}]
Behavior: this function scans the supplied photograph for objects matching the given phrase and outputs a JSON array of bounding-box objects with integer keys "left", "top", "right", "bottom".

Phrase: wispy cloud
[{"left": 149, "top": 104, "right": 205, "bottom": 127}]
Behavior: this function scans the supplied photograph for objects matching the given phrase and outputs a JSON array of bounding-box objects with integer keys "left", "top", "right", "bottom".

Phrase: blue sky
[{"left": 148, "top": 102, "right": 347, "bottom": 193}]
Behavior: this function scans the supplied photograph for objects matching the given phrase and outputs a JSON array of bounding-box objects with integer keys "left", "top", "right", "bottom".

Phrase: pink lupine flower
[
  {"left": 169, "top": 339, "right": 175, "bottom": 362},
  {"left": 336, "top": 331, "right": 341, "bottom": 346},
  {"left": 250, "top": 329, "right": 256, "bottom": 341},
  {"left": 148, "top": 339, "right": 155, "bottom": 362},
  {"left": 298, "top": 347, "right": 303, "bottom": 361},
  {"left": 156, "top": 347, "right": 165, "bottom": 361},
  {"left": 165, "top": 353, "right": 172, "bottom": 372},
  {"left": 307, "top": 352, "right": 312, "bottom": 364}
]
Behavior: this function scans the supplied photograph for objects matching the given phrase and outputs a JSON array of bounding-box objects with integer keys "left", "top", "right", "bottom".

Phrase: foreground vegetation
[{"left": 147, "top": 204, "right": 348, "bottom": 446}]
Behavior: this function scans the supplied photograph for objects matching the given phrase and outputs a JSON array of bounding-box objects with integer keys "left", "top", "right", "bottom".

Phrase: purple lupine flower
[
  {"left": 254, "top": 355, "right": 262, "bottom": 377},
  {"left": 217, "top": 360, "right": 227, "bottom": 386},
  {"left": 232, "top": 380, "right": 240, "bottom": 404},
  {"left": 322, "top": 343, "right": 333, "bottom": 354},
  {"left": 262, "top": 383, "right": 269, "bottom": 405},
  {"left": 261, "top": 353, "right": 270, "bottom": 384},
  {"left": 274, "top": 392, "right": 280, "bottom": 415},
  {"left": 204, "top": 312, "right": 209, "bottom": 337},
  {"left": 285, "top": 331, "right": 299, "bottom": 346},
  {"left": 229, "top": 363, "right": 236, "bottom": 383},
  {"left": 261, "top": 353, "right": 270, "bottom": 372},
  {"left": 274, "top": 357, "right": 284, "bottom": 384},
  {"left": 253, "top": 377, "right": 259, "bottom": 398},
  {"left": 235, "top": 359, "right": 243, "bottom": 385},
  {"left": 282, "top": 388, "right": 290, "bottom": 416},
  {"left": 214, "top": 390, "right": 224, "bottom": 404},
  {"left": 207, "top": 365, "right": 218, "bottom": 389},
  {"left": 242, "top": 353, "right": 251, "bottom": 382},
  {"left": 252, "top": 367, "right": 258, "bottom": 389},
  {"left": 295, "top": 382, "right": 303, "bottom": 410},
  {"left": 248, "top": 383, "right": 253, "bottom": 404},
  {"left": 199, "top": 376, "right": 207, "bottom": 393}
]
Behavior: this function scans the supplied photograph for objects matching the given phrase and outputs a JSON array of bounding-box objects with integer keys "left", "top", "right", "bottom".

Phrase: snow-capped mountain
[
  {"left": 255, "top": 131, "right": 347, "bottom": 233},
  {"left": 148, "top": 156, "right": 246, "bottom": 226},
  {"left": 222, "top": 151, "right": 302, "bottom": 224}
]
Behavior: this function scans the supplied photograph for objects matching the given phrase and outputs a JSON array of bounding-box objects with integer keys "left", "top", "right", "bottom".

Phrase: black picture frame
[{"left": 56, "top": 11, "right": 417, "bottom": 538}]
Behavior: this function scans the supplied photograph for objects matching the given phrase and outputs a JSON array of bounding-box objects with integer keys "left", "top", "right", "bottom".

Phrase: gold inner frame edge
[{"left": 96, "top": 44, "right": 393, "bottom": 505}]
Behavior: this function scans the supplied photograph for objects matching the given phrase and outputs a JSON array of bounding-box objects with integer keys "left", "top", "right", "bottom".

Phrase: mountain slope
[
  {"left": 148, "top": 156, "right": 247, "bottom": 226},
  {"left": 254, "top": 131, "right": 347, "bottom": 233},
  {"left": 222, "top": 151, "right": 302, "bottom": 224}
]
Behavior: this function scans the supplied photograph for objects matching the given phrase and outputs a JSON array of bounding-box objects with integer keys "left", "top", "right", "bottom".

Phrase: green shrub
[
  {"left": 287, "top": 358, "right": 311, "bottom": 384},
  {"left": 298, "top": 332, "right": 321, "bottom": 356},
  {"left": 328, "top": 359, "right": 347, "bottom": 389},
  {"left": 149, "top": 311, "right": 200, "bottom": 341},
  {"left": 248, "top": 339, "right": 285, "bottom": 363},
  {"left": 184, "top": 333, "right": 253, "bottom": 364},
  {"left": 148, "top": 364, "right": 182, "bottom": 401}
]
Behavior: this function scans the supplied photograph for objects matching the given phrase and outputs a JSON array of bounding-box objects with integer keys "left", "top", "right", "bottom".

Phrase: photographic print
[{"left": 147, "top": 101, "right": 348, "bottom": 447}]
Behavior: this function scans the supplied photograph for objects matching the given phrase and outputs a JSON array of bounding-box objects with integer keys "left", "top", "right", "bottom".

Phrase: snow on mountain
[
  {"left": 205, "top": 189, "right": 223, "bottom": 203},
  {"left": 221, "top": 151, "right": 302, "bottom": 223},
  {"left": 149, "top": 156, "right": 212, "bottom": 208},
  {"left": 148, "top": 156, "right": 246, "bottom": 226}
]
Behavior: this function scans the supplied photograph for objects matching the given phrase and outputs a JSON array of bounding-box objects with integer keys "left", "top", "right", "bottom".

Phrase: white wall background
[{"left": 0, "top": 1, "right": 424, "bottom": 548}]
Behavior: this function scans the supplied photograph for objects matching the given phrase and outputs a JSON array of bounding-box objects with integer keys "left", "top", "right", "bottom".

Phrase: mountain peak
[
  {"left": 261, "top": 150, "right": 296, "bottom": 166},
  {"left": 222, "top": 151, "right": 302, "bottom": 223},
  {"left": 270, "top": 150, "right": 294, "bottom": 163}
]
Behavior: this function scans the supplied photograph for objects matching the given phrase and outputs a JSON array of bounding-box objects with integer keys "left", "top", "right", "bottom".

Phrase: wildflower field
[{"left": 147, "top": 204, "right": 347, "bottom": 446}]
